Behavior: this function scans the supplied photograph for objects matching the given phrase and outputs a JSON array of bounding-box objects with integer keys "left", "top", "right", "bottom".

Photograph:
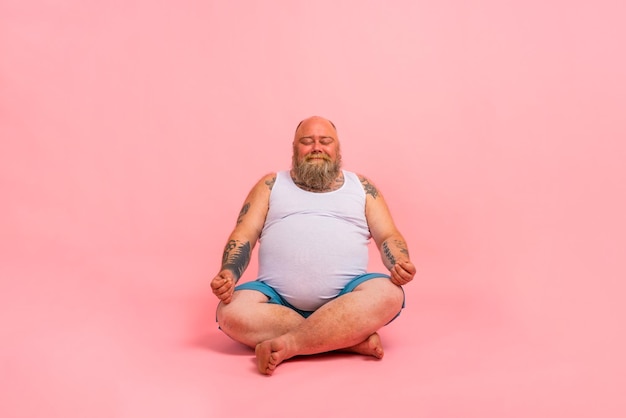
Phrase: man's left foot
[{"left": 344, "top": 333, "right": 384, "bottom": 359}]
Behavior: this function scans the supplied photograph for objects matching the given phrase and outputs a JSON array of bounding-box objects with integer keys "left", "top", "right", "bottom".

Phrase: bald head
[{"left": 294, "top": 116, "right": 337, "bottom": 139}]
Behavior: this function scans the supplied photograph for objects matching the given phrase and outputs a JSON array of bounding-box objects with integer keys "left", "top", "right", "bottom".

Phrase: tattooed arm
[
  {"left": 211, "top": 173, "right": 275, "bottom": 303},
  {"left": 360, "top": 175, "right": 416, "bottom": 286}
]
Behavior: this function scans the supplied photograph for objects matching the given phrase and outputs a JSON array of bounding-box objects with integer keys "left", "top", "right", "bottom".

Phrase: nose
[{"left": 311, "top": 140, "right": 323, "bottom": 151}]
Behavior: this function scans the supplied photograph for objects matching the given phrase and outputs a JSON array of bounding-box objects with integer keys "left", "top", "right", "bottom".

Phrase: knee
[
  {"left": 216, "top": 302, "right": 242, "bottom": 334},
  {"left": 384, "top": 282, "right": 405, "bottom": 311},
  {"left": 358, "top": 278, "right": 405, "bottom": 311},
  {"left": 366, "top": 278, "right": 404, "bottom": 315}
]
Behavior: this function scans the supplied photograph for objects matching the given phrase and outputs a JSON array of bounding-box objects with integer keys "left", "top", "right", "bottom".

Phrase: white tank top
[{"left": 257, "top": 170, "right": 371, "bottom": 311}]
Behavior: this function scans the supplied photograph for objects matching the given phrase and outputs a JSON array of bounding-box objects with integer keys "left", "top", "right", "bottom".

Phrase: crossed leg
[{"left": 216, "top": 278, "right": 404, "bottom": 375}]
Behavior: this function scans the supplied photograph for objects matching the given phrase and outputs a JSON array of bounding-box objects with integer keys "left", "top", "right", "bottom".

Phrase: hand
[
  {"left": 211, "top": 270, "right": 237, "bottom": 304},
  {"left": 390, "top": 260, "right": 416, "bottom": 286}
]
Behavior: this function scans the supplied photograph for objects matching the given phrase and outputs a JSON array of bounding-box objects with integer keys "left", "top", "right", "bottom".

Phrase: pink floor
[{"left": 2, "top": 248, "right": 625, "bottom": 417}]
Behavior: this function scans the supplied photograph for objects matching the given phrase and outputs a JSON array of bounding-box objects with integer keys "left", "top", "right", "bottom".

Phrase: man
[{"left": 211, "top": 116, "right": 416, "bottom": 375}]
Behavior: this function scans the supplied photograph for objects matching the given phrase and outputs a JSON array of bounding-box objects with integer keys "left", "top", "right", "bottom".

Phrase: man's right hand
[{"left": 211, "top": 270, "right": 236, "bottom": 304}]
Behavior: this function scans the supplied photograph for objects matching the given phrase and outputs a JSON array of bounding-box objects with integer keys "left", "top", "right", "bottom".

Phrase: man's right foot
[{"left": 255, "top": 339, "right": 289, "bottom": 375}]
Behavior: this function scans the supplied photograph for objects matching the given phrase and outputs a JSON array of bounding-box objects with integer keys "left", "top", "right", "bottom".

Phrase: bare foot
[
  {"left": 255, "top": 339, "right": 289, "bottom": 375},
  {"left": 343, "top": 333, "right": 384, "bottom": 359}
]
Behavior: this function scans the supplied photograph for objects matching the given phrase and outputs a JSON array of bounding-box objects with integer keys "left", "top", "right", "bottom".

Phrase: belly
[{"left": 257, "top": 215, "right": 369, "bottom": 311}]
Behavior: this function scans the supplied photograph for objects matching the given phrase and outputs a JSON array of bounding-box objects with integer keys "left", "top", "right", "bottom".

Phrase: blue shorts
[{"left": 232, "top": 272, "right": 405, "bottom": 319}]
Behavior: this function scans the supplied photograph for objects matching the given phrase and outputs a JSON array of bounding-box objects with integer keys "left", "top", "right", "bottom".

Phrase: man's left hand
[{"left": 390, "top": 260, "right": 416, "bottom": 286}]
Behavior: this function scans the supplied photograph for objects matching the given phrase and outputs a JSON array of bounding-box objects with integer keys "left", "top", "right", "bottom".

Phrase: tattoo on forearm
[
  {"left": 236, "top": 203, "right": 250, "bottom": 224},
  {"left": 221, "top": 240, "right": 251, "bottom": 280},
  {"left": 222, "top": 240, "right": 236, "bottom": 263},
  {"left": 359, "top": 176, "right": 379, "bottom": 199},
  {"left": 394, "top": 239, "right": 410, "bottom": 257},
  {"left": 265, "top": 176, "right": 276, "bottom": 190},
  {"left": 382, "top": 242, "right": 396, "bottom": 266}
]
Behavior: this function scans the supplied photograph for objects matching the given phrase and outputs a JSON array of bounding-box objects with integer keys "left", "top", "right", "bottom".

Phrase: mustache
[{"left": 304, "top": 153, "right": 331, "bottom": 162}]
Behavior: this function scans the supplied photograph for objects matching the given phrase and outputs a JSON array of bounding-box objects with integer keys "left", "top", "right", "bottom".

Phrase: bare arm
[
  {"left": 360, "top": 175, "right": 416, "bottom": 286},
  {"left": 211, "top": 173, "right": 275, "bottom": 303}
]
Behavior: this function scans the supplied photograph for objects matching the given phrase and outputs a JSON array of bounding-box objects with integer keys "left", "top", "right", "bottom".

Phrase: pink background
[{"left": 2, "top": 1, "right": 625, "bottom": 417}]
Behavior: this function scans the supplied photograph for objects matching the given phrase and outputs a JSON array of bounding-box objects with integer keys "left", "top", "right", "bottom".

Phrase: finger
[
  {"left": 211, "top": 280, "right": 226, "bottom": 293},
  {"left": 220, "top": 288, "right": 235, "bottom": 304},
  {"left": 398, "top": 261, "right": 415, "bottom": 274},
  {"left": 393, "top": 263, "right": 407, "bottom": 277},
  {"left": 211, "top": 275, "right": 233, "bottom": 290},
  {"left": 214, "top": 282, "right": 233, "bottom": 298},
  {"left": 389, "top": 274, "right": 403, "bottom": 286},
  {"left": 212, "top": 285, "right": 232, "bottom": 301},
  {"left": 392, "top": 265, "right": 411, "bottom": 284},
  {"left": 210, "top": 277, "right": 227, "bottom": 290},
  {"left": 390, "top": 268, "right": 407, "bottom": 285},
  {"left": 396, "top": 264, "right": 415, "bottom": 282}
]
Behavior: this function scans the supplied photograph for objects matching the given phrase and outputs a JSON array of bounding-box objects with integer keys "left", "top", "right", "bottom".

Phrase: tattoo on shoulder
[
  {"left": 265, "top": 176, "right": 276, "bottom": 190},
  {"left": 222, "top": 239, "right": 251, "bottom": 280},
  {"left": 236, "top": 202, "right": 250, "bottom": 224},
  {"left": 359, "top": 176, "right": 379, "bottom": 199}
]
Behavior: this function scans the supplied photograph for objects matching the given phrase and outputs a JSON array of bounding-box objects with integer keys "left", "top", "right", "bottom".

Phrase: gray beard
[{"left": 292, "top": 156, "right": 341, "bottom": 191}]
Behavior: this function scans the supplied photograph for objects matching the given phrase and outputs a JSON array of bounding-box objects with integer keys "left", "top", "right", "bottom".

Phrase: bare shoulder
[
  {"left": 236, "top": 172, "right": 276, "bottom": 227},
  {"left": 242, "top": 172, "right": 276, "bottom": 208},
  {"left": 260, "top": 172, "right": 277, "bottom": 191},
  {"left": 356, "top": 173, "right": 380, "bottom": 199},
  {"left": 248, "top": 172, "right": 277, "bottom": 194}
]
